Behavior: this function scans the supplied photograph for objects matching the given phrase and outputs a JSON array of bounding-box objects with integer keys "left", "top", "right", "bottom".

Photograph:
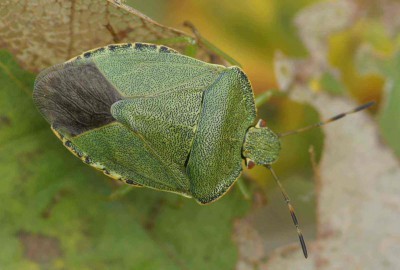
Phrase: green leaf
[
  {"left": 356, "top": 46, "right": 400, "bottom": 157},
  {"left": 0, "top": 50, "right": 249, "bottom": 269},
  {"left": 319, "top": 72, "right": 346, "bottom": 95}
]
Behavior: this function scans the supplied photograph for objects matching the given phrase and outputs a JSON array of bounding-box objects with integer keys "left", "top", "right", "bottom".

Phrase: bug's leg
[
  {"left": 236, "top": 178, "right": 251, "bottom": 200},
  {"left": 265, "top": 164, "right": 308, "bottom": 258},
  {"left": 183, "top": 21, "right": 242, "bottom": 66},
  {"left": 109, "top": 182, "right": 141, "bottom": 200},
  {"left": 254, "top": 90, "right": 280, "bottom": 107},
  {"left": 105, "top": 23, "right": 122, "bottom": 43},
  {"left": 149, "top": 36, "right": 199, "bottom": 57}
]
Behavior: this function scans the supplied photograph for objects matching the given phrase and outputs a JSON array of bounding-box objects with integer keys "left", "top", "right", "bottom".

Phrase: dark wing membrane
[{"left": 33, "top": 62, "right": 122, "bottom": 136}]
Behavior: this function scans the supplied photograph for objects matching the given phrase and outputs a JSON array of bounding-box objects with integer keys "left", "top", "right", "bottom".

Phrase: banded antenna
[
  {"left": 268, "top": 101, "right": 375, "bottom": 258},
  {"left": 278, "top": 101, "right": 375, "bottom": 137}
]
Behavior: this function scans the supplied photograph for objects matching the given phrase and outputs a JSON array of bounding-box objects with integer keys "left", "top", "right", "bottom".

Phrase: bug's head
[{"left": 242, "top": 119, "right": 281, "bottom": 168}]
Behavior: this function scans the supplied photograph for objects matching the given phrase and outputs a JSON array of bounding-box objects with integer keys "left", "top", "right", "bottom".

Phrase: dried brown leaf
[
  {"left": 0, "top": 0, "right": 219, "bottom": 73},
  {"left": 233, "top": 218, "right": 265, "bottom": 266},
  {"left": 381, "top": 0, "right": 400, "bottom": 37},
  {"left": 275, "top": 0, "right": 361, "bottom": 96},
  {"left": 261, "top": 87, "right": 400, "bottom": 270},
  {"left": 294, "top": 0, "right": 358, "bottom": 66},
  {"left": 19, "top": 231, "right": 62, "bottom": 264}
]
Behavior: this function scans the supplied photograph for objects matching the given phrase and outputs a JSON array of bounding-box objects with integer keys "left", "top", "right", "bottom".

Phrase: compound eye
[
  {"left": 246, "top": 158, "right": 255, "bottom": 169},
  {"left": 256, "top": 119, "right": 267, "bottom": 128}
]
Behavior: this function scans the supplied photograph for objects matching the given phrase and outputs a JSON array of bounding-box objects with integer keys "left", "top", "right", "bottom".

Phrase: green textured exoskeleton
[
  {"left": 33, "top": 43, "right": 279, "bottom": 204},
  {"left": 33, "top": 42, "right": 375, "bottom": 258}
]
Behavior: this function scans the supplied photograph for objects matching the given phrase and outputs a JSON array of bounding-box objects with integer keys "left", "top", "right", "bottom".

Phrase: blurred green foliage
[
  {"left": 0, "top": 50, "right": 249, "bottom": 269},
  {"left": 357, "top": 46, "right": 400, "bottom": 156}
]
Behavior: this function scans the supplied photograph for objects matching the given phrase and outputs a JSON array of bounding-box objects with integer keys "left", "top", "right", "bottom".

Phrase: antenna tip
[
  {"left": 299, "top": 233, "right": 308, "bottom": 258},
  {"left": 354, "top": 101, "right": 376, "bottom": 112}
]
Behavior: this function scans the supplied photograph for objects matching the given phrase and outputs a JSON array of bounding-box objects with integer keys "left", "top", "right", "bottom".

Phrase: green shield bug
[{"left": 33, "top": 42, "right": 374, "bottom": 258}]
